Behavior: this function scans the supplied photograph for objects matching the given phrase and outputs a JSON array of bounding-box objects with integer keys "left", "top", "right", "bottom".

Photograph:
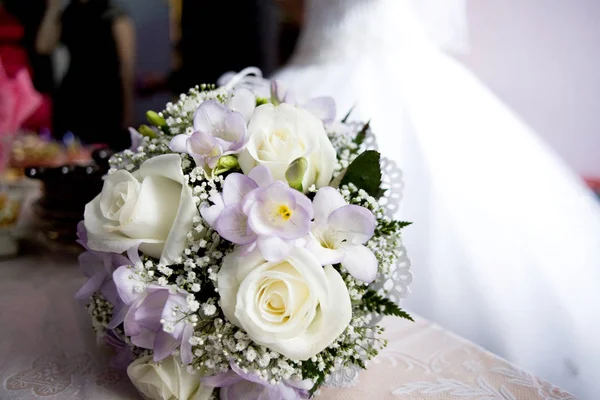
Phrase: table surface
[{"left": 0, "top": 252, "right": 576, "bottom": 400}]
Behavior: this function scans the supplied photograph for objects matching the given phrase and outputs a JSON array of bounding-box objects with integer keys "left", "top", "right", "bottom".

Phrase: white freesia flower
[
  {"left": 127, "top": 355, "right": 213, "bottom": 400},
  {"left": 84, "top": 154, "right": 198, "bottom": 265},
  {"left": 307, "top": 187, "right": 378, "bottom": 283},
  {"left": 218, "top": 247, "right": 352, "bottom": 361},
  {"left": 238, "top": 103, "right": 336, "bottom": 191}
]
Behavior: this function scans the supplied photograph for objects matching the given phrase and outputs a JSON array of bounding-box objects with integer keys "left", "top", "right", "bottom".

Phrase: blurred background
[{"left": 0, "top": 0, "right": 598, "bottom": 253}]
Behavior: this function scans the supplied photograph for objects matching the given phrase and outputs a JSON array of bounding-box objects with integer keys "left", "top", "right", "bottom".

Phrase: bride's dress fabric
[{"left": 272, "top": 0, "right": 600, "bottom": 397}]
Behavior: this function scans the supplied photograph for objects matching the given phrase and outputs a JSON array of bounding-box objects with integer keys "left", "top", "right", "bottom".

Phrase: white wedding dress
[{"left": 273, "top": 0, "right": 600, "bottom": 397}]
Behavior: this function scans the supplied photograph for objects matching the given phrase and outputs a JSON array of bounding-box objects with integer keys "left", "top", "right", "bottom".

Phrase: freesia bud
[
  {"left": 138, "top": 124, "right": 158, "bottom": 138},
  {"left": 213, "top": 155, "right": 239, "bottom": 175},
  {"left": 286, "top": 157, "right": 308, "bottom": 192},
  {"left": 146, "top": 111, "right": 166, "bottom": 127},
  {"left": 218, "top": 155, "right": 239, "bottom": 170},
  {"left": 270, "top": 81, "right": 285, "bottom": 106}
]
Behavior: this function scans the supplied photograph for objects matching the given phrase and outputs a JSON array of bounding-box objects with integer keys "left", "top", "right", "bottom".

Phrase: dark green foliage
[
  {"left": 340, "top": 150, "right": 382, "bottom": 198},
  {"left": 375, "top": 220, "right": 412, "bottom": 236},
  {"left": 362, "top": 290, "right": 414, "bottom": 321}
]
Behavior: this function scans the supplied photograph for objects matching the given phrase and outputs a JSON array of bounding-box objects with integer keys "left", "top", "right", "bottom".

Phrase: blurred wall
[{"left": 455, "top": 0, "right": 600, "bottom": 178}]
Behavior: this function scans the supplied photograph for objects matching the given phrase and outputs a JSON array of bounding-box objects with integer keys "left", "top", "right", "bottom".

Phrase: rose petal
[
  {"left": 218, "top": 249, "right": 267, "bottom": 328},
  {"left": 135, "top": 153, "right": 186, "bottom": 185},
  {"left": 119, "top": 176, "right": 181, "bottom": 244},
  {"left": 99, "top": 170, "right": 140, "bottom": 222},
  {"left": 339, "top": 244, "right": 378, "bottom": 283},
  {"left": 85, "top": 197, "right": 145, "bottom": 254},
  {"left": 193, "top": 100, "right": 228, "bottom": 133},
  {"left": 312, "top": 186, "right": 346, "bottom": 224},
  {"left": 136, "top": 154, "right": 199, "bottom": 265},
  {"left": 328, "top": 205, "right": 376, "bottom": 244},
  {"left": 274, "top": 265, "right": 351, "bottom": 361}
]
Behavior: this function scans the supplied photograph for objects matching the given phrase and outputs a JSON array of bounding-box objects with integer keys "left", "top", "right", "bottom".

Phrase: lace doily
[{"left": 325, "top": 124, "right": 413, "bottom": 388}]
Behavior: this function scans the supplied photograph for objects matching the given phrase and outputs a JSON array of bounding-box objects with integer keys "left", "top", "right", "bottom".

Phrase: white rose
[
  {"left": 218, "top": 247, "right": 352, "bottom": 361},
  {"left": 238, "top": 103, "right": 336, "bottom": 191},
  {"left": 84, "top": 154, "right": 197, "bottom": 265},
  {"left": 127, "top": 355, "right": 213, "bottom": 400}
]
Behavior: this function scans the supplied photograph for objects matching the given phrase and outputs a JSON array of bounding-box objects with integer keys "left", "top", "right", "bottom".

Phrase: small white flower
[
  {"left": 202, "top": 303, "right": 216, "bottom": 316},
  {"left": 246, "top": 348, "right": 258, "bottom": 362},
  {"left": 162, "top": 322, "right": 175, "bottom": 334},
  {"left": 188, "top": 300, "right": 200, "bottom": 313},
  {"left": 157, "top": 277, "right": 168, "bottom": 286}
]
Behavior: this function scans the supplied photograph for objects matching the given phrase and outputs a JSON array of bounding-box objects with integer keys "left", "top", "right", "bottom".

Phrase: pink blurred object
[{"left": 0, "top": 57, "right": 43, "bottom": 173}]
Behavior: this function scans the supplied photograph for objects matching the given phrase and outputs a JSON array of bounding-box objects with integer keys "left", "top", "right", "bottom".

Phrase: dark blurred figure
[
  {"left": 37, "top": 0, "right": 135, "bottom": 151},
  {"left": 3, "top": 0, "right": 54, "bottom": 95},
  {"left": 168, "top": 0, "right": 276, "bottom": 93},
  {"left": 275, "top": 0, "right": 303, "bottom": 65}
]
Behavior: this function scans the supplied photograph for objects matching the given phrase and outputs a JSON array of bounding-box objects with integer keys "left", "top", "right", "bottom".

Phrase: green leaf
[
  {"left": 375, "top": 219, "right": 412, "bottom": 236},
  {"left": 362, "top": 290, "right": 414, "bottom": 321},
  {"left": 256, "top": 97, "right": 269, "bottom": 106},
  {"left": 353, "top": 120, "right": 370, "bottom": 146},
  {"left": 302, "top": 359, "right": 327, "bottom": 396},
  {"left": 146, "top": 110, "right": 166, "bottom": 127},
  {"left": 341, "top": 106, "right": 355, "bottom": 123},
  {"left": 340, "top": 150, "right": 382, "bottom": 198}
]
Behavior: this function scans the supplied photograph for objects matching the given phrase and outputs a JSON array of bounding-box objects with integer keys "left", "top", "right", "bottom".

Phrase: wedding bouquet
[{"left": 77, "top": 69, "right": 412, "bottom": 400}]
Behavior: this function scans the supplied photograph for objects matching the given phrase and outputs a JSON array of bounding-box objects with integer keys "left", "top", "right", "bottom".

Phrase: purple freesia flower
[
  {"left": 128, "top": 128, "right": 144, "bottom": 152},
  {"left": 271, "top": 80, "right": 336, "bottom": 125},
  {"left": 202, "top": 363, "right": 312, "bottom": 400},
  {"left": 75, "top": 222, "right": 130, "bottom": 305},
  {"left": 306, "top": 186, "right": 378, "bottom": 283},
  {"left": 201, "top": 166, "right": 314, "bottom": 262},
  {"left": 104, "top": 329, "right": 135, "bottom": 370},
  {"left": 108, "top": 258, "right": 194, "bottom": 364},
  {"left": 226, "top": 88, "right": 256, "bottom": 123},
  {"left": 169, "top": 100, "right": 249, "bottom": 168}
]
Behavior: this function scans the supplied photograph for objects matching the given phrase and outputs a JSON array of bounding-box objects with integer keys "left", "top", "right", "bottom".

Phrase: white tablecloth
[{"left": 0, "top": 253, "right": 575, "bottom": 400}]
